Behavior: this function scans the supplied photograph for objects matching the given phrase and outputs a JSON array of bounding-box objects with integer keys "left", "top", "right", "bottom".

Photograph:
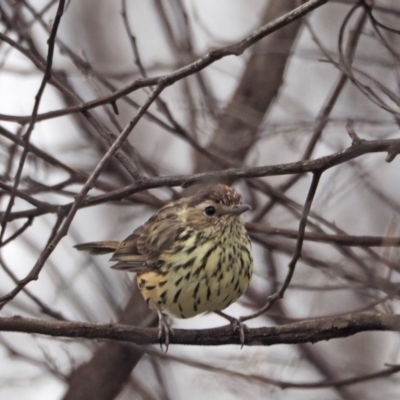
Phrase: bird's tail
[{"left": 74, "top": 241, "right": 120, "bottom": 255}]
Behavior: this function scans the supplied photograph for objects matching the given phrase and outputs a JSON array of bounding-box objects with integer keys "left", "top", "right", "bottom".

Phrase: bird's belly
[{"left": 137, "top": 240, "right": 252, "bottom": 318}]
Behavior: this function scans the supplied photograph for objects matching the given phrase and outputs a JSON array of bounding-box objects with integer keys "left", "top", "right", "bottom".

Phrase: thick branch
[{"left": 1, "top": 313, "right": 399, "bottom": 346}]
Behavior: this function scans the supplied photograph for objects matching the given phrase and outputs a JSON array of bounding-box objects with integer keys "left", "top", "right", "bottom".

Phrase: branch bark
[{"left": 2, "top": 313, "right": 399, "bottom": 346}]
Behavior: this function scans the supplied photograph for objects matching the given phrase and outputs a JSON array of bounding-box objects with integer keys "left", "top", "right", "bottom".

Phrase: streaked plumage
[{"left": 76, "top": 184, "right": 253, "bottom": 345}]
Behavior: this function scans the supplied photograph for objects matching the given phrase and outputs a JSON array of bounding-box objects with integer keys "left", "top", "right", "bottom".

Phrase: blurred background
[{"left": 1, "top": 0, "right": 400, "bottom": 399}]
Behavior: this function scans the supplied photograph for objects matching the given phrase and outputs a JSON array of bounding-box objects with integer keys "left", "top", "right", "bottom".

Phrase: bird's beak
[{"left": 226, "top": 204, "right": 251, "bottom": 215}]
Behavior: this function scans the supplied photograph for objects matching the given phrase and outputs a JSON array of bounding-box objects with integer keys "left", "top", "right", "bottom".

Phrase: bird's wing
[{"left": 110, "top": 204, "right": 187, "bottom": 272}]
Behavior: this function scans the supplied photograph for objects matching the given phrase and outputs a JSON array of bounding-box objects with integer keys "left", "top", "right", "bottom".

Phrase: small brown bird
[{"left": 75, "top": 184, "right": 253, "bottom": 347}]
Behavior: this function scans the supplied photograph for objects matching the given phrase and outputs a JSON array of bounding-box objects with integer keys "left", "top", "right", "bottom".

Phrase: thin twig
[
  {"left": 0, "top": 0, "right": 329, "bottom": 124},
  {"left": 0, "top": 83, "right": 165, "bottom": 309},
  {"left": 242, "top": 171, "right": 322, "bottom": 322},
  {"left": 0, "top": 0, "right": 66, "bottom": 243}
]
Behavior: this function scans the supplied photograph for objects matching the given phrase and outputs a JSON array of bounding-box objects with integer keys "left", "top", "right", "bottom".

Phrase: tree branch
[
  {"left": 1, "top": 313, "right": 399, "bottom": 346},
  {"left": 0, "top": 0, "right": 329, "bottom": 124}
]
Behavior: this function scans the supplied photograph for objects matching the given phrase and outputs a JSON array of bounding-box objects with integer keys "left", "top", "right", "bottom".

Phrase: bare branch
[{"left": 0, "top": 313, "right": 399, "bottom": 347}]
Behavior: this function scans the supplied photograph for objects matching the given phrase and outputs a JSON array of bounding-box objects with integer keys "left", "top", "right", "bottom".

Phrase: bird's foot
[
  {"left": 157, "top": 310, "right": 174, "bottom": 352},
  {"left": 214, "top": 310, "right": 247, "bottom": 347},
  {"left": 231, "top": 318, "right": 246, "bottom": 347}
]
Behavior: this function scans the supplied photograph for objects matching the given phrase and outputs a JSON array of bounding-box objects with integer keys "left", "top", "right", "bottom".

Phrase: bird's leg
[
  {"left": 214, "top": 310, "right": 246, "bottom": 347},
  {"left": 157, "top": 309, "right": 174, "bottom": 352}
]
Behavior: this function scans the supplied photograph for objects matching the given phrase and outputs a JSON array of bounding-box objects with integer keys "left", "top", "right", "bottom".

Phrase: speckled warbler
[{"left": 75, "top": 184, "right": 253, "bottom": 347}]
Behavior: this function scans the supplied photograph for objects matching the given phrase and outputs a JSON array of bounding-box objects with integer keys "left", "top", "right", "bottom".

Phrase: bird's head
[{"left": 180, "top": 184, "right": 251, "bottom": 232}]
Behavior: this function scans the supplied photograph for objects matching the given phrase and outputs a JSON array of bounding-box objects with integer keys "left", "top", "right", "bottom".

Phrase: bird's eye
[{"left": 204, "top": 206, "right": 216, "bottom": 216}]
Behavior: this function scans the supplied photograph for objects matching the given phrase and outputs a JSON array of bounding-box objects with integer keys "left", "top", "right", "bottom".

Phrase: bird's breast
[{"left": 137, "top": 225, "right": 253, "bottom": 318}]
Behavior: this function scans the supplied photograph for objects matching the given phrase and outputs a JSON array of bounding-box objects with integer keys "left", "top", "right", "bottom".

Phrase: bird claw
[
  {"left": 231, "top": 318, "right": 246, "bottom": 348},
  {"left": 214, "top": 311, "right": 247, "bottom": 347},
  {"left": 157, "top": 310, "right": 174, "bottom": 352}
]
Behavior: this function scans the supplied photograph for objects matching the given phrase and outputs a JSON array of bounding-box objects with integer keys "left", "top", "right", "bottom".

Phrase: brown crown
[{"left": 188, "top": 184, "right": 242, "bottom": 207}]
